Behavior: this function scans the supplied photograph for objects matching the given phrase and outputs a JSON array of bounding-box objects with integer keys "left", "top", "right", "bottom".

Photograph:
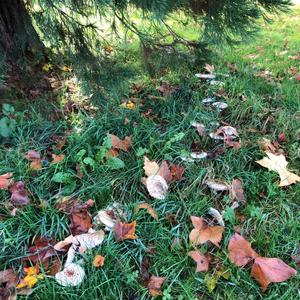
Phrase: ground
[{"left": 0, "top": 6, "right": 300, "bottom": 300}]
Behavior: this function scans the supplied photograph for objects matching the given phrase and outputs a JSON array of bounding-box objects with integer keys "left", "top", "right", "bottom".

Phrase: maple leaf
[
  {"left": 143, "top": 156, "right": 160, "bottom": 177},
  {"left": 147, "top": 276, "right": 166, "bottom": 296},
  {"left": 9, "top": 181, "right": 30, "bottom": 206},
  {"left": 135, "top": 203, "right": 158, "bottom": 220},
  {"left": 189, "top": 216, "right": 224, "bottom": 247},
  {"left": 93, "top": 255, "right": 105, "bottom": 267},
  {"left": 188, "top": 251, "right": 210, "bottom": 272},
  {"left": 251, "top": 257, "right": 297, "bottom": 292},
  {"left": 25, "top": 150, "right": 42, "bottom": 170},
  {"left": 114, "top": 220, "right": 137, "bottom": 241},
  {"left": 228, "top": 233, "right": 259, "bottom": 267},
  {"left": 0, "top": 173, "right": 13, "bottom": 189},
  {"left": 256, "top": 152, "right": 300, "bottom": 186},
  {"left": 109, "top": 134, "right": 132, "bottom": 152}
]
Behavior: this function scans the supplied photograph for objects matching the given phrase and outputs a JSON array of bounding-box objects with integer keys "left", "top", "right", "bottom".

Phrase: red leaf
[
  {"left": 114, "top": 220, "right": 137, "bottom": 241},
  {"left": 251, "top": 257, "right": 297, "bottom": 291},
  {"left": 9, "top": 181, "right": 30, "bottom": 206},
  {"left": 228, "top": 233, "right": 259, "bottom": 267},
  {"left": 147, "top": 275, "right": 166, "bottom": 296}
]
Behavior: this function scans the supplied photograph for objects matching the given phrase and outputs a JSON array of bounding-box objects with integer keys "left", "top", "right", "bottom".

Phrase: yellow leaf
[
  {"left": 256, "top": 152, "right": 300, "bottom": 187},
  {"left": 17, "top": 266, "right": 43, "bottom": 289},
  {"left": 120, "top": 101, "right": 136, "bottom": 110}
]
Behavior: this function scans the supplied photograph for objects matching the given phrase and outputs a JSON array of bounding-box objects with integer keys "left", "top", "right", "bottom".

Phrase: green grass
[{"left": 1, "top": 7, "right": 300, "bottom": 300}]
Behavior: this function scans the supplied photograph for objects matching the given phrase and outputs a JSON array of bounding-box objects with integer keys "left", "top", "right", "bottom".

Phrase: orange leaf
[
  {"left": 93, "top": 255, "right": 105, "bottom": 267},
  {"left": 25, "top": 150, "right": 42, "bottom": 170},
  {"left": 147, "top": 275, "right": 166, "bottom": 296},
  {"left": 135, "top": 203, "right": 158, "bottom": 220},
  {"left": 188, "top": 251, "right": 210, "bottom": 272},
  {"left": 228, "top": 233, "right": 259, "bottom": 267},
  {"left": 0, "top": 173, "right": 13, "bottom": 189},
  {"left": 109, "top": 134, "right": 132, "bottom": 152},
  {"left": 251, "top": 257, "right": 297, "bottom": 291},
  {"left": 51, "top": 154, "right": 65, "bottom": 164},
  {"left": 114, "top": 220, "right": 137, "bottom": 241},
  {"left": 189, "top": 216, "right": 224, "bottom": 247}
]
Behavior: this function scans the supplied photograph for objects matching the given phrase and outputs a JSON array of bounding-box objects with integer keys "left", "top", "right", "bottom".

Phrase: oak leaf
[
  {"left": 256, "top": 152, "right": 300, "bottom": 186},
  {"left": 251, "top": 257, "right": 297, "bottom": 291},
  {"left": 189, "top": 216, "right": 224, "bottom": 247},
  {"left": 114, "top": 220, "right": 137, "bottom": 241},
  {"left": 188, "top": 251, "right": 210, "bottom": 272},
  {"left": 228, "top": 233, "right": 259, "bottom": 267}
]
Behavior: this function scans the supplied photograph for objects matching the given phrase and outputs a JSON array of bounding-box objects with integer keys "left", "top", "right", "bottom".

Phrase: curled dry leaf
[
  {"left": 143, "top": 156, "right": 160, "bottom": 177},
  {"left": 109, "top": 134, "right": 132, "bottom": 152},
  {"left": 25, "top": 150, "right": 42, "bottom": 170},
  {"left": 55, "top": 263, "right": 85, "bottom": 287},
  {"left": 0, "top": 173, "right": 13, "bottom": 189},
  {"left": 228, "top": 233, "right": 259, "bottom": 267},
  {"left": 251, "top": 257, "right": 297, "bottom": 292},
  {"left": 114, "top": 220, "right": 137, "bottom": 242},
  {"left": 189, "top": 216, "right": 224, "bottom": 247},
  {"left": 256, "top": 152, "right": 300, "bottom": 187},
  {"left": 9, "top": 181, "right": 30, "bottom": 206},
  {"left": 135, "top": 203, "right": 158, "bottom": 220},
  {"left": 93, "top": 255, "right": 105, "bottom": 267},
  {"left": 147, "top": 275, "right": 166, "bottom": 297},
  {"left": 146, "top": 175, "right": 168, "bottom": 200},
  {"left": 206, "top": 180, "right": 229, "bottom": 192},
  {"left": 188, "top": 251, "right": 210, "bottom": 272},
  {"left": 230, "top": 179, "right": 246, "bottom": 203}
]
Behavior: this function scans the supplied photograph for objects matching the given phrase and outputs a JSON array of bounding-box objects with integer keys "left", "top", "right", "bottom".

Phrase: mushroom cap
[
  {"left": 146, "top": 175, "right": 168, "bottom": 200},
  {"left": 55, "top": 263, "right": 85, "bottom": 287}
]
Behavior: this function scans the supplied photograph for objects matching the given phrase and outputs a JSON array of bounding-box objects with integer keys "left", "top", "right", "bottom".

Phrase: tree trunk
[{"left": 0, "top": 0, "right": 43, "bottom": 60}]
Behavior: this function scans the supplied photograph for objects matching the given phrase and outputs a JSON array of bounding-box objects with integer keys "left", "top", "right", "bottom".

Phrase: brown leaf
[
  {"left": 158, "top": 161, "right": 172, "bottom": 183},
  {"left": 251, "top": 257, "right": 297, "bottom": 291},
  {"left": 25, "top": 150, "right": 42, "bottom": 170},
  {"left": 189, "top": 216, "right": 224, "bottom": 247},
  {"left": 50, "top": 154, "right": 65, "bottom": 164},
  {"left": 228, "top": 233, "right": 259, "bottom": 267},
  {"left": 258, "top": 138, "right": 283, "bottom": 155},
  {"left": 169, "top": 164, "right": 185, "bottom": 181},
  {"left": 147, "top": 275, "right": 166, "bottom": 296},
  {"left": 114, "top": 220, "right": 137, "bottom": 242},
  {"left": 230, "top": 179, "right": 246, "bottom": 203},
  {"left": 51, "top": 135, "right": 67, "bottom": 150},
  {"left": 0, "top": 268, "right": 18, "bottom": 300},
  {"left": 135, "top": 203, "right": 158, "bottom": 220},
  {"left": 188, "top": 251, "right": 210, "bottom": 272},
  {"left": 9, "top": 182, "right": 30, "bottom": 206},
  {"left": 93, "top": 255, "right": 105, "bottom": 267},
  {"left": 0, "top": 173, "right": 13, "bottom": 189},
  {"left": 109, "top": 134, "right": 132, "bottom": 152},
  {"left": 143, "top": 156, "right": 160, "bottom": 177},
  {"left": 256, "top": 152, "right": 300, "bottom": 186}
]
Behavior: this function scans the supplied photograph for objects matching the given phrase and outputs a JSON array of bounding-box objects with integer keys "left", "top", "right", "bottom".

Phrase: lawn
[{"left": 0, "top": 6, "right": 300, "bottom": 300}]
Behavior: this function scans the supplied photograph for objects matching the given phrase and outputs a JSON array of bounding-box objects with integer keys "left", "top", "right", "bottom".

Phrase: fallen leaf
[
  {"left": 258, "top": 138, "right": 283, "bottom": 155},
  {"left": 189, "top": 216, "right": 224, "bottom": 247},
  {"left": 228, "top": 233, "right": 259, "bottom": 267},
  {"left": 256, "top": 152, "right": 300, "bottom": 186},
  {"left": 143, "top": 156, "right": 160, "bottom": 177},
  {"left": 9, "top": 181, "right": 30, "bottom": 206},
  {"left": 146, "top": 175, "right": 168, "bottom": 199},
  {"left": 25, "top": 150, "right": 42, "bottom": 170},
  {"left": 147, "top": 275, "right": 166, "bottom": 296},
  {"left": 0, "top": 173, "right": 13, "bottom": 189},
  {"left": 169, "top": 164, "right": 185, "bottom": 181},
  {"left": 251, "top": 257, "right": 297, "bottom": 291},
  {"left": 93, "top": 255, "right": 105, "bottom": 267},
  {"left": 0, "top": 268, "right": 18, "bottom": 300},
  {"left": 135, "top": 203, "right": 158, "bottom": 220},
  {"left": 120, "top": 101, "right": 136, "bottom": 110},
  {"left": 109, "top": 134, "right": 132, "bottom": 152},
  {"left": 51, "top": 154, "right": 65, "bottom": 164},
  {"left": 230, "top": 179, "right": 246, "bottom": 203},
  {"left": 55, "top": 263, "right": 85, "bottom": 287},
  {"left": 17, "top": 266, "right": 43, "bottom": 289},
  {"left": 210, "top": 126, "right": 239, "bottom": 141},
  {"left": 158, "top": 161, "right": 172, "bottom": 183},
  {"left": 114, "top": 220, "right": 137, "bottom": 241},
  {"left": 188, "top": 251, "right": 210, "bottom": 272},
  {"left": 204, "top": 267, "right": 231, "bottom": 293}
]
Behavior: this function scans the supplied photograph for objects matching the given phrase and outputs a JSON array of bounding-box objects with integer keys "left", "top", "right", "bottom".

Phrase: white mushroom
[
  {"left": 146, "top": 175, "right": 168, "bottom": 199},
  {"left": 55, "top": 263, "right": 85, "bottom": 287},
  {"left": 190, "top": 152, "right": 208, "bottom": 159}
]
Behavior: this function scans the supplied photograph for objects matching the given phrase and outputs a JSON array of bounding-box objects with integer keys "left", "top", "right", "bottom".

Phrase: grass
[{"left": 1, "top": 7, "right": 300, "bottom": 300}]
